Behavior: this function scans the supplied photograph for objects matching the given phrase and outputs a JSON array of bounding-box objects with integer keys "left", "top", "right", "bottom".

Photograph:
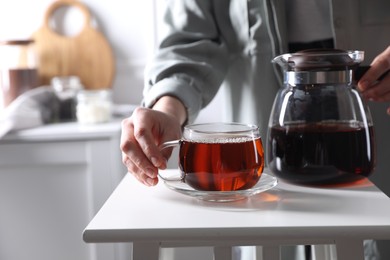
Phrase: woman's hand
[
  {"left": 358, "top": 46, "right": 390, "bottom": 115},
  {"left": 120, "top": 96, "right": 186, "bottom": 186}
]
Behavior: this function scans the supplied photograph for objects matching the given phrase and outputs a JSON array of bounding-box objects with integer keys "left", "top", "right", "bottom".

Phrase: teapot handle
[{"left": 354, "top": 66, "right": 390, "bottom": 82}]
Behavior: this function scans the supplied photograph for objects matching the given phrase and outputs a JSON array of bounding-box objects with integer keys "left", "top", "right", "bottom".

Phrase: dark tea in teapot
[{"left": 267, "top": 121, "right": 375, "bottom": 185}]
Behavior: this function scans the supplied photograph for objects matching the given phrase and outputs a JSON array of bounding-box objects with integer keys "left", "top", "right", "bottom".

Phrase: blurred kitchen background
[
  {"left": 0, "top": 1, "right": 221, "bottom": 260},
  {"left": 0, "top": 0, "right": 153, "bottom": 105},
  {"left": 0, "top": 0, "right": 222, "bottom": 121},
  {"left": 0, "top": 1, "right": 389, "bottom": 260},
  {"left": 0, "top": 0, "right": 154, "bottom": 106}
]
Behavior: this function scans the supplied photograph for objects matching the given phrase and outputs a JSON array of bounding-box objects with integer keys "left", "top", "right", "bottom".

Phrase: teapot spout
[{"left": 272, "top": 54, "right": 292, "bottom": 69}]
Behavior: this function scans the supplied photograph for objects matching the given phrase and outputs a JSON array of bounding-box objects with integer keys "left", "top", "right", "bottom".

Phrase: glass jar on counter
[
  {"left": 76, "top": 89, "right": 112, "bottom": 124},
  {"left": 0, "top": 39, "right": 39, "bottom": 110},
  {"left": 51, "top": 76, "right": 84, "bottom": 121}
]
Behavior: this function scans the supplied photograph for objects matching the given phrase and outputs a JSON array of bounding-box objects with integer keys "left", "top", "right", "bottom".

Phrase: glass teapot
[{"left": 267, "top": 49, "right": 376, "bottom": 186}]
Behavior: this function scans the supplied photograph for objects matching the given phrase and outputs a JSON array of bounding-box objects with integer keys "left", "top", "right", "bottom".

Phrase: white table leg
[
  {"left": 133, "top": 242, "right": 160, "bottom": 260},
  {"left": 335, "top": 240, "right": 364, "bottom": 260},
  {"left": 214, "top": 246, "right": 232, "bottom": 260},
  {"left": 256, "top": 245, "right": 280, "bottom": 260},
  {"left": 311, "top": 245, "right": 336, "bottom": 260}
]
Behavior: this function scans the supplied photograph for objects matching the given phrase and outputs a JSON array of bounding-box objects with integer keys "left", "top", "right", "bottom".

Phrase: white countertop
[
  {"left": 83, "top": 168, "right": 390, "bottom": 260},
  {"left": 0, "top": 118, "right": 123, "bottom": 142}
]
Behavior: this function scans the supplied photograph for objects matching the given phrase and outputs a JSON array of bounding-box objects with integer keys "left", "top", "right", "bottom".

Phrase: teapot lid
[{"left": 273, "top": 49, "right": 364, "bottom": 71}]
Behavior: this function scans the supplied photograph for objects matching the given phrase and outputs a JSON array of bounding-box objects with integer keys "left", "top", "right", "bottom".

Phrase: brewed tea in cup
[{"left": 159, "top": 122, "right": 264, "bottom": 191}]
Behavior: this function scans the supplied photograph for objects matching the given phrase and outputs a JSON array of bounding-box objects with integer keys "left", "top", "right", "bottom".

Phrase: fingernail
[
  {"left": 145, "top": 168, "right": 157, "bottom": 178},
  {"left": 151, "top": 157, "right": 167, "bottom": 169},
  {"left": 146, "top": 178, "right": 156, "bottom": 186},
  {"left": 160, "top": 160, "right": 167, "bottom": 170},
  {"left": 151, "top": 157, "right": 160, "bottom": 167},
  {"left": 358, "top": 80, "right": 368, "bottom": 91}
]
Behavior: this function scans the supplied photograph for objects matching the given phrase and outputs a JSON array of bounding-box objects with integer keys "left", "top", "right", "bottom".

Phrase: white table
[{"left": 83, "top": 169, "right": 390, "bottom": 260}]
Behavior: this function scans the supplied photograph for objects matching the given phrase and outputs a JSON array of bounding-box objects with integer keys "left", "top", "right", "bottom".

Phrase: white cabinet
[{"left": 0, "top": 120, "right": 131, "bottom": 260}]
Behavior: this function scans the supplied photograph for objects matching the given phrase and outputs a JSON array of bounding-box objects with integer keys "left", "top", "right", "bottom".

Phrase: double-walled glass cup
[{"left": 160, "top": 122, "right": 265, "bottom": 191}]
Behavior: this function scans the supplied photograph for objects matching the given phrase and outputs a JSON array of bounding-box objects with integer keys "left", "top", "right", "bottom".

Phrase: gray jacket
[{"left": 143, "top": 0, "right": 390, "bottom": 138}]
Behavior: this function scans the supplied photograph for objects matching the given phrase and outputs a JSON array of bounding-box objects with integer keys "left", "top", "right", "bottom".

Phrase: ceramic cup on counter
[{"left": 159, "top": 122, "right": 265, "bottom": 191}]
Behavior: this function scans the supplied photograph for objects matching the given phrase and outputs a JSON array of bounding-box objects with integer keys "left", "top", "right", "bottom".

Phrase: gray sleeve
[{"left": 143, "top": 0, "right": 229, "bottom": 123}]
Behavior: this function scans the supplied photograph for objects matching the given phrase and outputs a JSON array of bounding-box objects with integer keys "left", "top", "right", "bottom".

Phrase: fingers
[
  {"left": 121, "top": 132, "right": 158, "bottom": 183},
  {"left": 360, "top": 77, "right": 390, "bottom": 102},
  {"left": 120, "top": 107, "right": 183, "bottom": 187},
  {"left": 358, "top": 46, "right": 390, "bottom": 92},
  {"left": 120, "top": 112, "right": 163, "bottom": 187},
  {"left": 132, "top": 109, "right": 167, "bottom": 169},
  {"left": 357, "top": 46, "right": 390, "bottom": 111},
  {"left": 122, "top": 152, "right": 159, "bottom": 186}
]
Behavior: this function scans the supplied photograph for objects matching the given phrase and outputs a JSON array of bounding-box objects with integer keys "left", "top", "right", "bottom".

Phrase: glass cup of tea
[{"left": 159, "top": 122, "right": 265, "bottom": 191}]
